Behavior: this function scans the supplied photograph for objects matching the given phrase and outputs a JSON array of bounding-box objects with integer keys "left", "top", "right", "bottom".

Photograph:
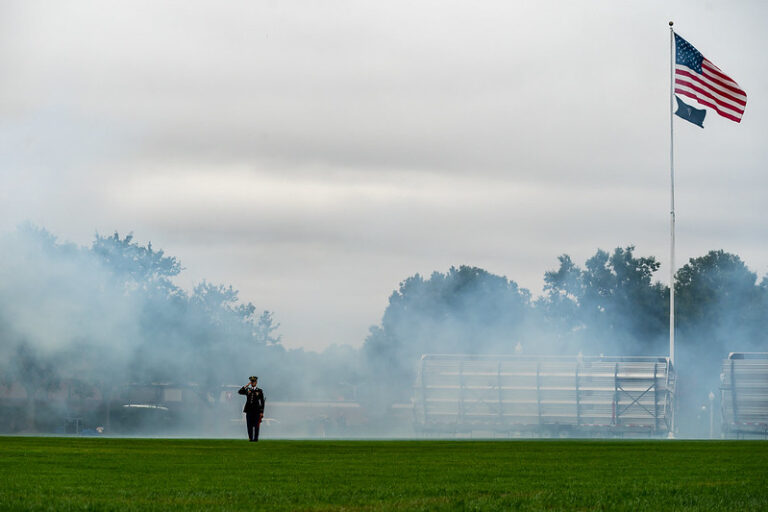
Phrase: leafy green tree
[
  {"left": 677, "top": 251, "right": 759, "bottom": 322},
  {"left": 676, "top": 250, "right": 767, "bottom": 348},
  {"left": 671, "top": 250, "right": 767, "bottom": 437},
  {"left": 0, "top": 226, "right": 284, "bottom": 432},
  {"left": 254, "top": 311, "right": 282, "bottom": 345},
  {"left": 364, "top": 266, "right": 533, "bottom": 403},
  {"left": 91, "top": 232, "right": 182, "bottom": 295},
  {"left": 10, "top": 342, "right": 59, "bottom": 430},
  {"left": 539, "top": 254, "right": 584, "bottom": 342},
  {"left": 540, "top": 246, "right": 668, "bottom": 354}
]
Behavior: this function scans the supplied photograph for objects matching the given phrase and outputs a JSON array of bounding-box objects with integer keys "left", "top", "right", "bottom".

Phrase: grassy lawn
[{"left": 0, "top": 437, "right": 766, "bottom": 511}]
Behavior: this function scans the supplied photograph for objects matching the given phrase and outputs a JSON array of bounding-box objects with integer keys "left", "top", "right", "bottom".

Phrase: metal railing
[
  {"left": 414, "top": 354, "right": 675, "bottom": 436},
  {"left": 721, "top": 352, "right": 768, "bottom": 438}
]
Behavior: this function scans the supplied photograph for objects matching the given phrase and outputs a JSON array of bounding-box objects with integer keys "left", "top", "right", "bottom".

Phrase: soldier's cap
[{"left": 249, "top": 376, "right": 258, "bottom": 381}]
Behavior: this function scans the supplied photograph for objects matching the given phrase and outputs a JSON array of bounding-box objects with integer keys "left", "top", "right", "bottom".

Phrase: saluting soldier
[{"left": 238, "top": 376, "right": 265, "bottom": 442}]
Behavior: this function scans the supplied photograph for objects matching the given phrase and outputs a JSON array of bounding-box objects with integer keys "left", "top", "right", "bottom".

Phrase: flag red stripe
[
  {"left": 675, "top": 78, "right": 744, "bottom": 116},
  {"left": 675, "top": 88, "right": 742, "bottom": 122},
  {"left": 702, "top": 70, "right": 745, "bottom": 97},
  {"left": 675, "top": 81, "right": 744, "bottom": 118},
  {"left": 701, "top": 65, "right": 747, "bottom": 98},
  {"left": 675, "top": 80, "right": 745, "bottom": 116},
  {"left": 700, "top": 66, "right": 747, "bottom": 98},
  {"left": 675, "top": 63, "right": 746, "bottom": 99},
  {"left": 675, "top": 88, "right": 742, "bottom": 123},
  {"left": 702, "top": 58, "right": 742, "bottom": 87},
  {"left": 675, "top": 69, "right": 746, "bottom": 106},
  {"left": 674, "top": 64, "right": 746, "bottom": 102}
]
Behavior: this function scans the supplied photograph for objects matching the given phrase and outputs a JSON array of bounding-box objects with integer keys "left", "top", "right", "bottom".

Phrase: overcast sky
[{"left": 1, "top": 1, "right": 766, "bottom": 350}]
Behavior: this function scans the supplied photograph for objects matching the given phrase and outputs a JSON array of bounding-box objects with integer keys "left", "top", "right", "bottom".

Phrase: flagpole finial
[{"left": 669, "top": 21, "right": 674, "bottom": 27}]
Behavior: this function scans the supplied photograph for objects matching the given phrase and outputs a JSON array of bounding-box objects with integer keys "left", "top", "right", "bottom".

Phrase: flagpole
[{"left": 669, "top": 20, "right": 676, "bottom": 369}]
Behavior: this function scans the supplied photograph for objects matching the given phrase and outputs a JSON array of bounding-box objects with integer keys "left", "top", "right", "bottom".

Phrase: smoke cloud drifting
[{"left": 1, "top": 225, "right": 765, "bottom": 438}]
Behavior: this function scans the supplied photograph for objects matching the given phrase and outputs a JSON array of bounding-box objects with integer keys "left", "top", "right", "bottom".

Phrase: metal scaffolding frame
[
  {"left": 720, "top": 352, "right": 768, "bottom": 438},
  {"left": 414, "top": 354, "right": 675, "bottom": 436}
]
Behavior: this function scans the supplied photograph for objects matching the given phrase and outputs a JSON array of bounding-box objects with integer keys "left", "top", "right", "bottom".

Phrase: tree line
[
  {"left": 0, "top": 225, "right": 358, "bottom": 432},
  {"left": 363, "top": 247, "right": 768, "bottom": 408},
  {"left": 1, "top": 225, "right": 765, "bottom": 433}
]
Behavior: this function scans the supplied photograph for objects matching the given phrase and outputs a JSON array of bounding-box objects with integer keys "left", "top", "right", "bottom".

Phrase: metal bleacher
[
  {"left": 413, "top": 354, "right": 675, "bottom": 437},
  {"left": 721, "top": 352, "right": 768, "bottom": 438}
]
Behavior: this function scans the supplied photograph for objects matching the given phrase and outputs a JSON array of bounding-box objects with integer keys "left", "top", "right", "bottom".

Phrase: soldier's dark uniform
[{"left": 238, "top": 381, "right": 265, "bottom": 442}]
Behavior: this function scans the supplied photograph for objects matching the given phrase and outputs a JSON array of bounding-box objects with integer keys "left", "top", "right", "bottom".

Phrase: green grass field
[{"left": 0, "top": 438, "right": 766, "bottom": 511}]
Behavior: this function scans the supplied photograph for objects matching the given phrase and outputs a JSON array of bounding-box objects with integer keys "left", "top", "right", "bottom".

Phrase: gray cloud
[{"left": 1, "top": 0, "right": 767, "bottom": 348}]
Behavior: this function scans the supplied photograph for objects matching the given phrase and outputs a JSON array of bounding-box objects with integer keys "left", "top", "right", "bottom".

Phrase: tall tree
[
  {"left": 540, "top": 246, "right": 668, "bottom": 354},
  {"left": 364, "top": 266, "right": 533, "bottom": 403},
  {"left": 676, "top": 250, "right": 766, "bottom": 348},
  {"left": 10, "top": 342, "right": 59, "bottom": 430},
  {"left": 91, "top": 232, "right": 182, "bottom": 295}
]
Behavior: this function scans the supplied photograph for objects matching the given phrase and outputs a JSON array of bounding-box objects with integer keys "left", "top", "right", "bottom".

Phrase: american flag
[{"left": 674, "top": 33, "right": 746, "bottom": 123}]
